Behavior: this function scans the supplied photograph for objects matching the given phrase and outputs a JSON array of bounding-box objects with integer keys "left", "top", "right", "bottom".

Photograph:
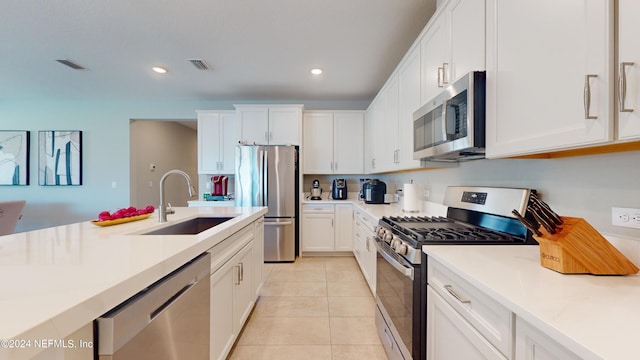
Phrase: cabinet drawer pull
[
  {"left": 437, "top": 67, "right": 444, "bottom": 88},
  {"left": 444, "top": 285, "right": 471, "bottom": 304},
  {"left": 619, "top": 62, "right": 635, "bottom": 113},
  {"left": 584, "top": 74, "right": 598, "bottom": 119}
]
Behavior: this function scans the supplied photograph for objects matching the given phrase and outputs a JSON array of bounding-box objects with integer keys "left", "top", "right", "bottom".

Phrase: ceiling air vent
[
  {"left": 188, "top": 59, "right": 210, "bottom": 70},
  {"left": 56, "top": 59, "right": 85, "bottom": 70}
]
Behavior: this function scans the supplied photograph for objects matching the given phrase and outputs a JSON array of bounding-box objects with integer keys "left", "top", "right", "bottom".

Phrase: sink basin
[{"left": 141, "top": 217, "right": 234, "bottom": 235}]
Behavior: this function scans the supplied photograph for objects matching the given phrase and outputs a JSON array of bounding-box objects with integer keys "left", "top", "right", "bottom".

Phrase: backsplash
[{"left": 380, "top": 150, "right": 640, "bottom": 241}]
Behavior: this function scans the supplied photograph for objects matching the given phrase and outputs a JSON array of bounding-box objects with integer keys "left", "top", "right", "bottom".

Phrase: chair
[{"left": 0, "top": 200, "right": 26, "bottom": 236}]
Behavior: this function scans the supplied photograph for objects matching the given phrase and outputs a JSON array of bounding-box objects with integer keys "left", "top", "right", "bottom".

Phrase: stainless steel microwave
[{"left": 413, "top": 71, "right": 486, "bottom": 162}]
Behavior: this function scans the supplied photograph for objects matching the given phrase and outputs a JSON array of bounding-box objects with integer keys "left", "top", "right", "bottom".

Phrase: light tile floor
[{"left": 228, "top": 256, "right": 388, "bottom": 360}]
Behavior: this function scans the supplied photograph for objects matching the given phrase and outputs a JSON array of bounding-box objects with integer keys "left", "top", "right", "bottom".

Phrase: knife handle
[{"left": 512, "top": 209, "right": 542, "bottom": 237}]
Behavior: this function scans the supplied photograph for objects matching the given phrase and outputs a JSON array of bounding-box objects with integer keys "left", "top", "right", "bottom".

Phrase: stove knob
[
  {"left": 376, "top": 227, "right": 386, "bottom": 238},
  {"left": 390, "top": 238, "right": 400, "bottom": 249},
  {"left": 396, "top": 243, "right": 408, "bottom": 255},
  {"left": 383, "top": 233, "right": 393, "bottom": 243}
]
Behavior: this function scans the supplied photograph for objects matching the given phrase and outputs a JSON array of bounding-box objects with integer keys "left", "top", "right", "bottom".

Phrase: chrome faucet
[{"left": 159, "top": 169, "right": 196, "bottom": 223}]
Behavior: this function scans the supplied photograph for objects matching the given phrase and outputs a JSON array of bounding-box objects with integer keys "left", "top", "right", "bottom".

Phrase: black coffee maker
[
  {"left": 332, "top": 179, "right": 348, "bottom": 200},
  {"left": 363, "top": 179, "right": 386, "bottom": 204}
]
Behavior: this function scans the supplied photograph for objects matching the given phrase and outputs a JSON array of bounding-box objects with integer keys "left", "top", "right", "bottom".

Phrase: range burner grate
[{"left": 412, "top": 227, "right": 513, "bottom": 242}]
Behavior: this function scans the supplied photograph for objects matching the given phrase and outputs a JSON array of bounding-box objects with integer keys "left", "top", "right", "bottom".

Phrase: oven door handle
[{"left": 375, "top": 239, "right": 414, "bottom": 280}]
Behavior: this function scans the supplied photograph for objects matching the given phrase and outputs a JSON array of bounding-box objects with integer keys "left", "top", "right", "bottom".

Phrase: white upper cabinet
[
  {"left": 268, "top": 107, "right": 302, "bottom": 145},
  {"left": 303, "top": 112, "right": 334, "bottom": 173},
  {"left": 381, "top": 74, "right": 400, "bottom": 172},
  {"left": 618, "top": 0, "right": 640, "bottom": 140},
  {"left": 334, "top": 112, "right": 365, "bottom": 174},
  {"left": 420, "top": 0, "right": 485, "bottom": 105},
  {"left": 446, "top": 0, "right": 486, "bottom": 84},
  {"left": 197, "top": 110, "right": 237, "bottom": 174},
  {"left": 236, "top": 105, "right": 302, "bottom": 145},
  {"left": 397, "top": 44, "right": 423, "bottom": 170},
  {"left": 303, "top": 111, "right": 364, "bottom": 174},
  {"left": 365, "top": 97, "right": 383, "bottom": 173},
  {"left": 421, "top": 11, "right": 448, "bottom": 104},
  {"left": 485, "top": 0, "right": 614, "bottom": 158}
]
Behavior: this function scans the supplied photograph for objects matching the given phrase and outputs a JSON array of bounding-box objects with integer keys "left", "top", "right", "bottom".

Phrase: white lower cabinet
[
  {"left": 209, "top": 220, "right": 261, "bottom": 360},
  {"left": 352, "top": 208, "right": 377, "bottom": 294},
  {"left": 427, "top": 287, "right": 507, "bottom": 360},
  {"left": 302, "top": 204, "right": 353, "bottom": 253},
  {"left": 252, "top": 218, "right": 264, "bottom": 297},
  {"left": 427, "top": 256, "right": 586, "bottom": 360},
  {"left": 515, "top": 317, "right": 581, "bottom": 360},
  {"left": 334, "top": 204, "right": 354, "bottom": 251},
  {"left": 427, "top": 257, "right": 512, "bottom": 359},
  {"left": 302, "top": 204, "right": 335, "bottom": 252}
]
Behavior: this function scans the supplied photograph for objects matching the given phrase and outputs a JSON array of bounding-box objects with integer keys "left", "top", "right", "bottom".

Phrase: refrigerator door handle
[
  {"left": 262, "top": 149, "right": 268, "bottom": 206},
  {"left": 257, "top": 150, "right": 265, "bottom": 206}
]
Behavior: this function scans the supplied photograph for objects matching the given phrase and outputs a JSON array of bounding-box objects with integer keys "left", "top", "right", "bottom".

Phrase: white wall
[
  {"left": 130, "top": 120, "right": 198, "bottom": 209},
  {"left": 0, "top": 99, "right": 368, "bottom": 232},
  {"left": 381, "top": 150, "right": 640, "bottom": 239}
]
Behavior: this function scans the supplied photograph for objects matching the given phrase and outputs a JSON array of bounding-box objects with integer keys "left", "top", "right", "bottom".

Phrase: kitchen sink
[{"left": 140, "top": 217, "right": 234, "bottom": 235}]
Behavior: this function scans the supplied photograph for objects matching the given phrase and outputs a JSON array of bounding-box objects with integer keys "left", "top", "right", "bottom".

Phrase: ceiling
[{"left": 1, "top": 0, "right": 436, "bottom": 104}]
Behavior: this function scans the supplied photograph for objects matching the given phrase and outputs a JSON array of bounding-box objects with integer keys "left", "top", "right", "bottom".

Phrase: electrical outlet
[{"left": 612, "top": 207, "right": 640, "bottom": 229}]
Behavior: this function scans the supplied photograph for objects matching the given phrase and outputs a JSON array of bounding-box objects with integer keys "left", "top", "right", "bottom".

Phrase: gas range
[
  {"left": 375, "top": 186, "right": 538, "bottom": 264},
  {"left": 374, "top": 186, "right": 539, "bottom": 360}
]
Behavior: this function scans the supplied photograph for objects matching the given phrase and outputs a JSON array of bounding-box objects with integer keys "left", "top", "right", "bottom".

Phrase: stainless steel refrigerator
[{"left": 235, "top": 145, "right": 298, "bottom": 262}]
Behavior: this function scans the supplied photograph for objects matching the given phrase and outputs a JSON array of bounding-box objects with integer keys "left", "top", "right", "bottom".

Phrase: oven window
[{"left": 376, "top": 250, "right": 414, "bottom": 354}]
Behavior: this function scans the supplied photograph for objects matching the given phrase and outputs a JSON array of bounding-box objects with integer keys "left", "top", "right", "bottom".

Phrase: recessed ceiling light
[
  {"left": 310, "top": 68, "right": 323, "bottom": 75},
  {"left": 152, "top": 66, "right": 167, "bottom": 74}
]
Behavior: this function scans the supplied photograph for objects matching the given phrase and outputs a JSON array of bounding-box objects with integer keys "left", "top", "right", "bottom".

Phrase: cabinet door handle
[
  {"left": 584, "top": 74, "right": 598, "bottom": 119},
  {"left": 619, "top": 62, "right": 635, "bottom": 113},
  {"left": 264, "top": 131, "right": 269, "bottom": 141},
  {"left": 444, "top": 285, "right": 471, "bottom": 304},
  {"left": 437, "top": 67, "right": 444, "bottom": 88},
  {"left": 239, "top": 262, "right": 244, "bottom": 282},
  {"left": 235, "top": 265, "right": 241, "bottom": 285},
  {"left": 442, "top": 63, "right": 449, "bottom": 85},
  {"left": 334, "top": 161, "right": 337, "bottom": 171}
]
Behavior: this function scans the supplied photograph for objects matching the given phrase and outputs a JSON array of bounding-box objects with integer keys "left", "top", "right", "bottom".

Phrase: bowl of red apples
[{"left": 91, "top": 205, "right": 155, "bottom": 226}]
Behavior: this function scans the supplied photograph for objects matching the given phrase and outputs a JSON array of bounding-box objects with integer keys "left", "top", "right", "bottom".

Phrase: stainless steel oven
[
  {"left": 375, "top": 238, "right": 422, "bottom": 360},
  {"left": 413, "top": 71, "right": 486, "bottom": 162},
  {"left": 374, "top": 186, "right": 537, "bottom": 360}
]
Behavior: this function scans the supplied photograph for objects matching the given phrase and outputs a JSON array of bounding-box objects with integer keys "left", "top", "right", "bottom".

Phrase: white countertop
[
  {"left": 0, "top": 206, "right": 267, "bottom": 359},
  {"left": 423, "top": 245, "right": 640, "bottom": 360},
  {"left": 301, "top": 197, "right": 446, "bottom": 220}
]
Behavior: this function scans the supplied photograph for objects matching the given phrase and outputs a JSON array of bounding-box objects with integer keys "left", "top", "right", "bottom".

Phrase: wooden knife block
[{"left": 533, "top": 216, "right": 639, "bottom": 275}]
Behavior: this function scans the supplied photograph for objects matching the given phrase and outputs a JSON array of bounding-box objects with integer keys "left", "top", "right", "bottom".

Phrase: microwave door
[{"left": 445, "top": 102, "right": 458, "bottom": 140}]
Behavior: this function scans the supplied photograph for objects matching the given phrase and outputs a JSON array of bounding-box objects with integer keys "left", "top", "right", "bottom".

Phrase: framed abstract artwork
[
  {"left": 38, "top": 131, "right": 83, "bottom": 186},
  {"left": 0, "top": 131, "right": 30, "bottom": 185}
]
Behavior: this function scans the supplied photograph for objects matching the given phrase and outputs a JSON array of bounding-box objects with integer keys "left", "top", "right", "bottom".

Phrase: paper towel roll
[{"left": 402, "top": 183, "right": 420, "bottom": 213}]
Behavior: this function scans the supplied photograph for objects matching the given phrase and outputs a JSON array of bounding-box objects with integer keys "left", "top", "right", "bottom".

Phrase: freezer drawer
[{"left": 264, "top": 218, "right": 295, "bottom": 262}]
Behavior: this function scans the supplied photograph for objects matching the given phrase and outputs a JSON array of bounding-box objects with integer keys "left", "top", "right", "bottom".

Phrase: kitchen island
[{"left": 0, "top": 206, "right": 267, "bottom": 360}]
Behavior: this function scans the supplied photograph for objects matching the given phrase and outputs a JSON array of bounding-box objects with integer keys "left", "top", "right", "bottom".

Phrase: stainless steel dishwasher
[{"left": 96, "top": 253, "right": 210, "bottom": 360}]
